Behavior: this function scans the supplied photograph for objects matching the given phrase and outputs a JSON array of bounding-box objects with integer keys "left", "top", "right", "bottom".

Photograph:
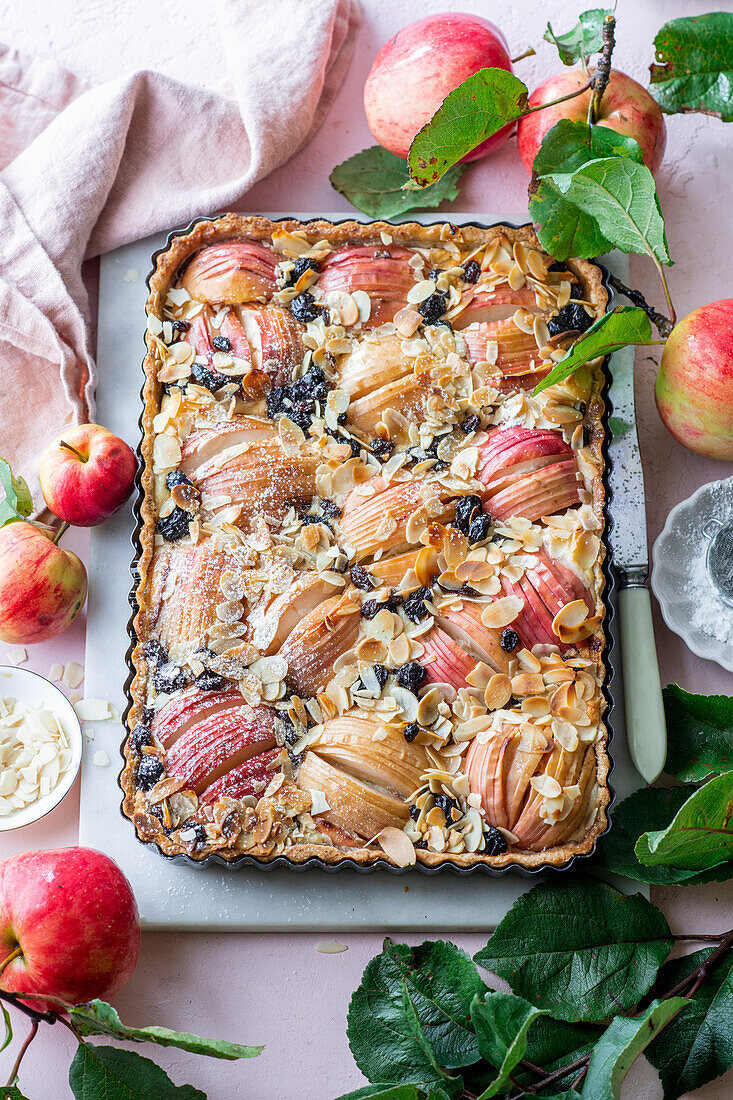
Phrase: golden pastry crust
[{"left": 121, "top": 215, "right": 611, "bottom": 870}]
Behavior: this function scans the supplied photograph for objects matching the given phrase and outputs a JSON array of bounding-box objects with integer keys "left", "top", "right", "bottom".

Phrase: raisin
[
  {"left": 266, "top": 385, "right": 287, "bottom": 419},
  {"left": 181, "top": 820, "right": 207, "bottom": 848},
  {"left": 171, "top": 319, "right": 190, "bottom": 332},
  {"left": 418, "top": 292, "right": 447, "bottom": 325},
  {"left": 396, "top": 662, "right": 426, "bottom": 694},
  {"left": 129, "top": 723, "right": 152, "bottom": 752},
  {"left": 385, "top": 591, "right": 403, "bottom": 611},
  {"left": 373, "top": 664, "right": 389, "bottom": 689},
  {"left": 361, "top": 599, "right": 381, "bottom": 619},
  {"left": 165, "top": 469, "right": 193, "bottom": 490},
  {"left": 320, "top": 499, "right": 341, "bottom": 519},
  {"left": 547, "top": 303, "right": 593, "bottom": 337},
  {"left": 157, "top": 506, "right": 191, "bottom": 542},
  {"left": 483, "top": 826, "right": 508, "bottom": 856},
  {"left": 300, "top": 514, "right": 328, "bottom": 529},
  {"left": 409, "top": 800, "right": 420, "bottom": 817},
  {"left": 143, "top": 639, "right": 168, "bottom": 668},
  {"left": 414, "top": 839, "right": 428, "bottom": 850},
  {"left": 286, "top": 257, "right": 321, "bottom": 286},
  {"left": 403, "top": 586, "right": 432, "bottom": 623},
  {"left": 136, "top": 755, "right": 164, "bottom": 791},
  {"left": 427, "top": 267, "right": 443, "bottom": 282},
  {"left": 371, "top": 438, "right": 394, "bottom": 460},
  {"left": 569, "top": 282, "right": 583, "bottom": 300},
  {"left": 292, "top": 365, "right": 327, "bottom": 399},
  {"left": 350, "top": 565, "right": 375, "bottom": 590},
  {"left": 462, "top": 260, "right": 481, "bottom": 284},
  {"left": 403, "top": 722, "right": 420, "bottom": 743},
  {"left": 500, "top": 628, "right": 520, "bottom": 653},
  {"left": 460, "top": 414, "right": 481, "bottom": 434},
  {"left": 211, "top": 335, "right": 232, "bottom": 352},
  {"left": 290, "top": 291, "right": 322, "bottom": 323},
  {"left": 191, "top": 361, "right": 230, "bottom": 392},
  {"left": 454, "top": 494, "right": 483, "bottom": 535},
  {"left": 468, "top": 512, "right": 492, "bottom": 544},
  {"left": 153, "top": 662, "right": 188, "bottom": 694},
  {"left": 434, "top": 794, "right": 459, "bottom": 818},
  {"left": 195, "top": 669, "right": 227, "bottom": 692},
  {"left": 548, "top": 261, "right": 567, "bottom": 273},
  {"left": 459, "top": 584, "right": 480, "bottom": 598}
]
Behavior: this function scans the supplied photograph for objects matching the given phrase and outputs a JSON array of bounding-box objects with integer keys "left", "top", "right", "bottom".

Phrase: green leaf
[
  {"left": 68, "top": 1043, "right": 206, "bottom": 1100},
  {"left": 70, "top": 999, "right": 261, "bottom": 1060},
  {"left": 332, "top": 1086, "right": 428, "bottom": 1100},
  {"left": 530, "top": 119, "right": 643, "bottom": 260},
  {"left": 408, "top": 69, "right": 529, "bottom": 188},
  {"left": 582, "top": 998, "right": 687, "bottom": 1100},
  {"left": 1, "top": 1088, "right": 31, "bottom": 1100},
  {"left": 637, "top": 771, "right": 733, "bottom": 870},
  {"left": 650, "top": 13, "right": 733, "bottom": 120},
  {"left": 347, "top": 940, "right": 487, "bottom": 1086},
  {"left": 543, "top": 157, "right": 670, "bottom": 264},
  {"left": 1, "top": 1001, "right": 12, "bottom": 1053},
  {"left": 647, "top": 948, "right": 733, "bottom": 1099},
  {"left": 593, "top": 784, "right": 733, "bottom": 885},
  {"left": 663, "top": 685, "right": 733, "bottom": 782},
  {"left": 474, "top": 875, "right": 673, "bottom": 1023},
  {"left": 330, "top": 146, "right": 465, "bottom": 220},
  {"left": 469, "top": 992, "right": 546, "bottom": 1098},
  {"left": 533, "top": 307, "right": 658, "bottom": 395},
  {"left": 0, "top": 458, "right": 33, "bottom": 527},
  {"left": 400, "top": 986, "right": 462, "bottom": 1096},
  {"left": 544, "top": 9, "right": 613, "bottom": 66}
]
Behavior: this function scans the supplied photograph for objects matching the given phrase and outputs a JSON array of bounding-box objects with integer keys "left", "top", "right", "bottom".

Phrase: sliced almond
[
  {"left": 481, "top": 595, "right": 524, "bottom": 629},
  {"left": 529, "top": 774, "right": 562, "bottom": 798},
  {"left": 484, "top": 673, "right": 512, "bottom": 711},
  {"left": 373, "top": 826, "right": 417, "bottom": 867}
]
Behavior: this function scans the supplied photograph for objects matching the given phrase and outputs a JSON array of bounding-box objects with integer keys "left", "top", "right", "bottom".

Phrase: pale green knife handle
[{"left": 619, "top": 585, "right": 667, "bottom": 783}]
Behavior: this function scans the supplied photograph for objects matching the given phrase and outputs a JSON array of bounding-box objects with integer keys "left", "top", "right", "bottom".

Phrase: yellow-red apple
[
  {"left": 39, "top": 423, "right": 136, "bottom": 527},
  {"left": 655, "top": 299, "right": 733, "bottom": 460},
  {"left": 0, "top": 847, "right": 140, "bottom": 1012},
  {"left": 517, "top": 68, "right": 666, "bottom": 173},
  {"left": 364, "top": 13, "right": 513, "bottom": 162},
  {"left": 0, "top": 521, "right": 87, "bottom": 644}
]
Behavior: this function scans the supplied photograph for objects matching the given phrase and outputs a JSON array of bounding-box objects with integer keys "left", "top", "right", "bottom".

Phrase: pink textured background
[{"left": 1, "top": 1, "right": 732, "bottom": 1097}]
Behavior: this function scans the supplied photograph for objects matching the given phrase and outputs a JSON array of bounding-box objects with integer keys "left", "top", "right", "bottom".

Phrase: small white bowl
[
  {"left": 0, "top": 666, "right": 83, "bottom": 830},
  {"left": 651, "top": 476, "right": 733, "bottom": 672}
]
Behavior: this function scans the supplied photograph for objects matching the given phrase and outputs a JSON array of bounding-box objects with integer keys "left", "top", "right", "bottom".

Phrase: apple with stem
[
  {"left": 0, "top": 521, "right": 87, "bottom": 644},
  {"left": 0, "top": 847, "right": 141, "bottom": 1013},
  {"left": 517, "top": 68, "right": 666, "bottom": 174},
  {"left": 655, "top": 299, "right": 733, "bottom": 460},
  {"left": 39, "top": 423, "right": 136, "bottom": 527},
  {"left": 364, "top": 13, "right": 514, "bottom": 162}
]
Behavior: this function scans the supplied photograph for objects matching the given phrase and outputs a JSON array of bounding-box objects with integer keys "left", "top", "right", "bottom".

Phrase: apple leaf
[
  {"left": 650, "top": 13, "right": 733, "bottom": 120},
  {"left": 68, "top": 1044, "right": 206, "bottom": 1100},
  {"left": 0, "top": 458, "right": 33, "bottom": 528},
  {"left": 543, "top": 156, "right": 671, "bottom": 264},
  {"left": 533, "top": 307, "right": 660, "bottom": 395},
  {"left": 469, "top": 992, "right": 547, "bottom": 1098},
  {"left": 530, "top": 120, "right": 644, "bottom": 259},
  {"left": 544, "top": 9, "right": 613, "bottom": 66},
  {"left": 663, "top": 685, "right": 733, "bottom": 782},
  {"left": 1, "top": 1002, "right": 12, "bottom": 1053},
  {"left": 592, "top": 784, "right": 733, "bottom": 885},
  {"left": 474, "top": 876, "right": 673, "bottom": 1023},
  {"left": 70, "top": 999, "right": 261, "bottom": 1060},
  {"left": 636, "top": 771, "right": 733, "bottom": 871},
  {"left": 581, "top": 998, "right": 687, "bottom": 1100},
  {"left": 330, "top": 146, "right": 465, "bottom": 219},
  {"left": 1, "top": 1088, "right": 30, "bottom": 1100},
  {"left": 408, "top": 69, "right": 529, "bottom": 188},
  {"left": 646, "top": 948, "right": 733, "bottom": 1099},
  {"left": 332, "top": 1087, "right": 441, "bottom": 1100}
]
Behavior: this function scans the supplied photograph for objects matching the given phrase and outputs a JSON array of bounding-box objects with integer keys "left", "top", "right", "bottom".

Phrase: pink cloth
[{"left": 0, "top": 0, "right": 359, "bottom": 500}]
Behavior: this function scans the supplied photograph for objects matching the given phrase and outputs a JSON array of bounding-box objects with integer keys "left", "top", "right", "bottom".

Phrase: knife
[{"left": 606, "top": 344, "right": 667, "bottom": 783}]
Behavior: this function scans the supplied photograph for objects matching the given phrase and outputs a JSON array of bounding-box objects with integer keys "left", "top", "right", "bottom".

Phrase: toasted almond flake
[
  {"left": 407, "top": 279, "right": 436, "bottom": 305},
  {"left": 62, "top": 662, "right": 85, "bottom": 689},
  {"left": 74, "top": 698, "right": 111, "bottom": 722},
  {"left": 372, "top": 826, "right": 416, "bottom": 867},
  {"left": 316, "top": 941, "right": 348, "bottom": 954},
  {"left": 5, "top": 648, "right": 27, "bottom": 667},
  {"left": 484, "top": 673, "right": 512, "bottom": 711},
  {"left": 511, "top": 673, "right": 546, "bottom": 695},
  {"left": 530, "top": 774, "right": 562, "bottom": 798},
  {"left": 481, "top": 595, "right": 523, "bottom": 629}
]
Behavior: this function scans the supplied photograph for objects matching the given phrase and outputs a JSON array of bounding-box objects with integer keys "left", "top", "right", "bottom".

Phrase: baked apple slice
[
  {"left": 250, "top": 572, "right": 341, "bottom": 655},
  {"left": 420, "top": 627, "right": 477, "bottom": 691},
  {"left": 501, "top": 550, "right": 594, "bottom": 650},
  {"left": 318, "top": 246, "right": 416, "bottom": 327},
  {"left": 339, "top": 334, "right": 413, "bottom": 399},
  {"left": 200, "top": 747, "right": 281, "bottom": 803},
  {"left": 338, "top": 477, "right": 454, "bottom": 560},
  {"left": 279, "top": 593, "right": 361, "bottom": 696},
  {"left": 476, "top": 427, "right": 582, "bottom": 522},
  {"left": 146, "top": 543, "right": 249, "bottom": 651},
  {"left": 165, "top": 703, "right": 276, "bottom": 793},
  {"left": 296, "top": 751, "right": 409, "bottom": 839},
  {"left": 434, "top": 600, "right": 512, "bottom": 674},
  {"left": 313, "top": 712, "right": 429, "bottom": 798},
  {"left": 181, "top": 240, "right": 277, "bottom": 304},
  {"left": 153, "top": 687, "right": 246, "bottom": 747}
]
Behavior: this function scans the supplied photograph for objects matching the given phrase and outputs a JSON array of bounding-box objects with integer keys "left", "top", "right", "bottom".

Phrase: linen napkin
[{"left": 0, "top": 0, "right": 359, "bottom": 500}]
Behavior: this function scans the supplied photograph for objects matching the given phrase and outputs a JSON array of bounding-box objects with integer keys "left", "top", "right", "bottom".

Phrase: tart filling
[{"left": 122, "top": 216, "right": 611, "bottom": 869}]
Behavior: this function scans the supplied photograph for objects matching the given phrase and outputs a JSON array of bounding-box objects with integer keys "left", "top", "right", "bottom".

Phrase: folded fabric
[{"left": 0, "top": 0, "right": 359, "bottom": 501}]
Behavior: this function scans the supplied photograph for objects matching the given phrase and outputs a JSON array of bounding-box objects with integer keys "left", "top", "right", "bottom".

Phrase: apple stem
[
  {"left": 607, "top": 274, "right": 675, "bottom": 338},
  {"left": 510, "top": 46, "right": 535, "bottom": 64},
  {"left": 588, "top": 14, "right": 616, "bottom": 123},
  {"left": 653, "top": 258, "right": 677, "bottom": 328},
  {"left": 0, "top": 945, "right": 22, "bottom": 977},
  {"left": 525, "top": 79, "right": 593, "bottom": 118},
  {"left": 58, "top": 439, "right": 87, "bottom": 463},
  {"left": 52, "top": 521, "right": 70, "bottom": 546},
  {"left": 5, "top": 1018, "right": 38, "bottom": 1088}
]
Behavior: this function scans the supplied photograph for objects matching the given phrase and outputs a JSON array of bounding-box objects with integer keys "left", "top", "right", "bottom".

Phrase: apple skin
[
  {"left": 517, "top": 68, "right": 666, "bottom": 173},
  {"left": 0, "top": 847, "right": 141, "bottom": 1012},
  {"left": 0, "top": 522, "right": 87, "bottom": 644},
  {"left": 364, "top": 13, "right": 513, "bottom": 162},
  {"left": 39, "top": 423, "right": 136, "bottom": 527},
  {"left": 655, "top": 299, "right": 733, "bottom": 460}
]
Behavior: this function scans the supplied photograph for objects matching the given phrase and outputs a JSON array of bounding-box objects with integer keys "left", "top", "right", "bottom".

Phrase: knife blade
[{"left": 607, "top": 344, "right": 667, "bottom": 783}]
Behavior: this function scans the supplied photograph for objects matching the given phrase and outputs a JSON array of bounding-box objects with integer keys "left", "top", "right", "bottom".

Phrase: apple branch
[
  {"left": 588, "top": 15, "right": 616, "bottom": 123},
  {"left": 4, "top": 1018, "right": 37, "bottom": 1089},
  {"left": 606, "top": 274, "right": 674, "bottom": 337}
]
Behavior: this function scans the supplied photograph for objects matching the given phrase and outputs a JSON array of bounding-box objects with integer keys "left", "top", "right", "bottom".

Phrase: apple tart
[{"left": 121, "top": 215, "right": 612, "bottom": 870}]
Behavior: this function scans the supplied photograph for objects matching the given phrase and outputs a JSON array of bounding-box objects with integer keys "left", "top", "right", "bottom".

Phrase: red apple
[
  {"left": 0, "top": 521, "right": 87, "bottom": 644},
  {"left": 655, "top": 299, "right": 733, "bottom": 460},
  {"left": 364, "top": 13, "right": 513, "bottom": 161},
  {"left": 517, "top": 68, "right": 666, "bottom": 174},
  {"left": 0, "top": 847, "right": 140, "bottom": 1012},
  {"left": 39, "top": 424, "right": 136, "bottom": 527}
]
